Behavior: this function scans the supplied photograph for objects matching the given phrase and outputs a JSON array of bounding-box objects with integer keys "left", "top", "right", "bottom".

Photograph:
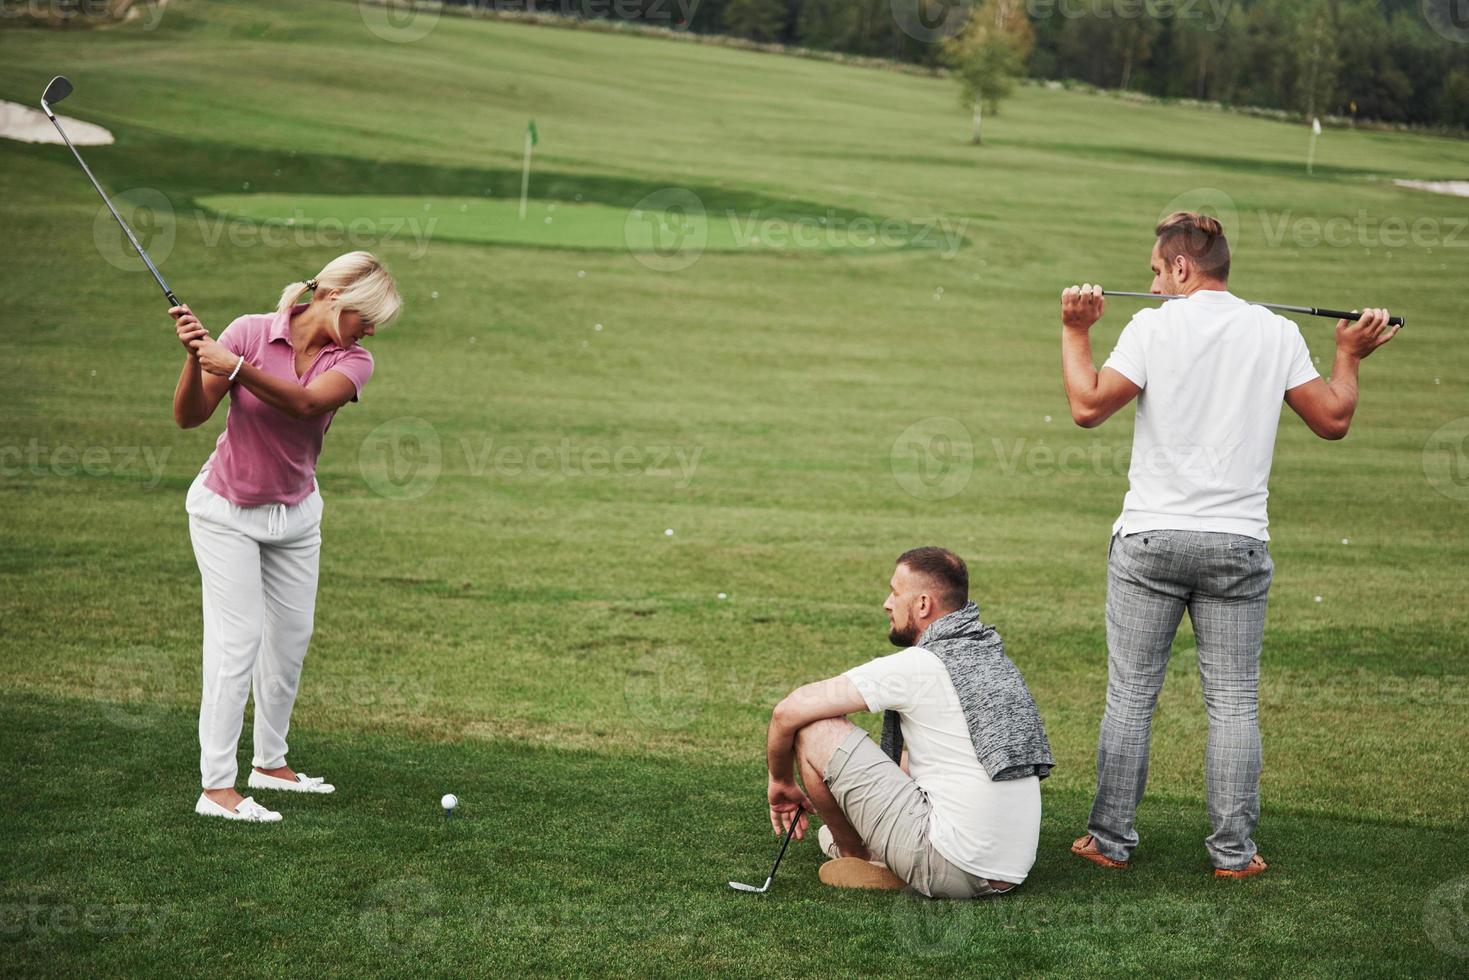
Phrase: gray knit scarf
[{"left": 880, "top": 601, "right": 1054, "bottom": 782}]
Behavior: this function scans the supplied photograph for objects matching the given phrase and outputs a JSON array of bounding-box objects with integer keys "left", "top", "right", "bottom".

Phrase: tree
[
  {"left": 942, "top": 0, "right": 1034, "bottom": 144},
  {"left": 722, "top": 0, "right": 787, "bottom": 43}
]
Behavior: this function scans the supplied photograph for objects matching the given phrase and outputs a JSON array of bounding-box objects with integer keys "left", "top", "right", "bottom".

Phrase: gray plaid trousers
[{"left": 1087, "top": 529, "right": 1273, "bottom": 870}]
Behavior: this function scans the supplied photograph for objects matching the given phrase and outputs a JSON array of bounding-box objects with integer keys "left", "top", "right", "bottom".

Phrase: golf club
[
  {"left": 728, "top": 807, "right": 803, "bottom": 894},
  {"left": 1103, "top": 290, "right": 1404, "bottom": 328},
  {"left": 41, "top": 75, "right": 182, "bottom": 309}
]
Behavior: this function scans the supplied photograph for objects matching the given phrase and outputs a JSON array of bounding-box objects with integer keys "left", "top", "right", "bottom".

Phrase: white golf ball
[
  {"left": 717, "top": 592, "right": 727, "bottom": 600},
  {"left": 441, "top": 794, "right": 458, "bottom": 811},
  {"left": 664, "top": 528, "right": 674, "bottom": 537},
  {"left": 1314, "top": 596, "right": 1324, "bottom": 604}
]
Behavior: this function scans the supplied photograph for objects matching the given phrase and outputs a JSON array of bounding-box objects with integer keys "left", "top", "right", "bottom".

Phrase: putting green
[{"left": 194, "top": 193, "right": 960, "bottom": 256}]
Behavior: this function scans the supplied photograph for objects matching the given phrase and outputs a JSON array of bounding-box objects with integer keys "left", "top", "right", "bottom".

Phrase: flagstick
[
  {"left": 519, "top": 127, "right": 533, "bottom": 221},
  {"left": 1307, "top": 117, "right": 1320, "bottom": 176}
]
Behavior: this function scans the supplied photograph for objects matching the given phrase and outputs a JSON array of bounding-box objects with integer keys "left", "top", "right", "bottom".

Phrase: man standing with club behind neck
[{"left": 1059, "top": 211, "right": 1398, "bottom": 878}]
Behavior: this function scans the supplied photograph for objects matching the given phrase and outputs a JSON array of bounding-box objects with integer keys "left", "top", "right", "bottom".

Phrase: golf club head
[
  {"left": 727, "top": 878, "right": 772, "bottom": 894},
  {"left": 41, "top": 75, "right": 73, "bottom": 115}
]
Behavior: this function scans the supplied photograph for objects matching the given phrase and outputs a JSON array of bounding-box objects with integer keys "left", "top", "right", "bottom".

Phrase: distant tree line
[{"left": 451, "top": 0, "right": 1469, "bottom": 130}]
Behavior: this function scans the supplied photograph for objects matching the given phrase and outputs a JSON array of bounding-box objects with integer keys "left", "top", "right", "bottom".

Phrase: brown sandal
[
  {"left": 1071, "top": 834, "right": 1129, "bottom": 869},
  {"left": 1214, "top": 854, "right": 1267, "bottom": 879},
  {"left": 818, "top": 857, "right": 908, "bottom": 890}
]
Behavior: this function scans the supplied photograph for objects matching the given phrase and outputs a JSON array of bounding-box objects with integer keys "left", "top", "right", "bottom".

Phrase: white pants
[{"left": 186, "top": 471, "right": 323, "bottom": 789}]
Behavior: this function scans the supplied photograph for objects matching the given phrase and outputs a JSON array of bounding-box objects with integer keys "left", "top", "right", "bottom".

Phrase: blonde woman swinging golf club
[{"left": 170, "top": 251, "right": 402, "bottom": 822}]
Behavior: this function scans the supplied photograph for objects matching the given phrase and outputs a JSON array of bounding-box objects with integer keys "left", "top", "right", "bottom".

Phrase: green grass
[{"left": 1, "top": 1, "right": 1467, "bottom": 975}]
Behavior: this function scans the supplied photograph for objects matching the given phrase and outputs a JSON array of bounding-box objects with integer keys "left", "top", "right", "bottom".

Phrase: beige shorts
[{"left": 822, "top": 727, "right": 1015, "bottom": 899}]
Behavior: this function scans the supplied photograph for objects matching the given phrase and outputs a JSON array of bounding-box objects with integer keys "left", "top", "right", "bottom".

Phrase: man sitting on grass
[{"left": 763, "top": 547, "right": 1053, "bottom": 897}]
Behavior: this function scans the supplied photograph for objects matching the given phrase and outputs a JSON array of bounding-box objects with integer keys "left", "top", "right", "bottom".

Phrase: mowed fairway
[{"left": 2, "top": 1, "right": 1468, "bottom": 975}]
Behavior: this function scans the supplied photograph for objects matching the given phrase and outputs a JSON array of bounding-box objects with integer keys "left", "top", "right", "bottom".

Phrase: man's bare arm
[
  {"left": 1060, "top": 284, "right": 1142, "bottom": 427},
  {"left": 1285, "top": 308, "right": 1397, "bottom": 440}
]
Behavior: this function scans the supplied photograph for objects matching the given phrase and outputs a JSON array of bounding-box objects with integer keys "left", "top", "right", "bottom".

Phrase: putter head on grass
[{"left": 727, "top": 877, "right": 773, "bottom": 893}]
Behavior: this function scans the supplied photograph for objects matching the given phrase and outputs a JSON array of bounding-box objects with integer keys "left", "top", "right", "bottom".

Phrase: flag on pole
[
  {"left": 1307, "top": 117, "right": 1321, "bottom": 176},
  {"left": 520, "top": 119, "right": 538, "bottom": 221},
  {"left": 1312, "top": 117, "right": 1322, "bottom": 135}
]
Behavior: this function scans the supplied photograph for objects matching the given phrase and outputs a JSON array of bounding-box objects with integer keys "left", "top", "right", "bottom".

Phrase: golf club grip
[{"left": 1315, "top": 307, "right": 1405, "bottom": 328}]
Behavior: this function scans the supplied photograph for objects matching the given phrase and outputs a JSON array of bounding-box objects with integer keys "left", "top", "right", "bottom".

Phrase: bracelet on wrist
[{"left": 228, "top": 355, "right": 245, "bottom": 381}]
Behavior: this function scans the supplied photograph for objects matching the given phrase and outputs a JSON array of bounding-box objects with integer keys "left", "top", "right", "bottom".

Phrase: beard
[{"left": 888, "top": 619, "right": 921, "bottom": 648}]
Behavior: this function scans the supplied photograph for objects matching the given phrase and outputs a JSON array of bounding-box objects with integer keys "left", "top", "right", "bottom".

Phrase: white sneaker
[
  {"left": 248, "top": 770, "right": 335, "bottom": 794},
  {"left": 195, "top": 793, "right": 282, "bottom": 823}
]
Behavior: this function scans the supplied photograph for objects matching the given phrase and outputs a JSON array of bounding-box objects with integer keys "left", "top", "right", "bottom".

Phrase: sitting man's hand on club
[
  {"left": 171, "top": 305, "right": 210, "bottom": 354},
  {"left": 767, "top": 779, "right": 811, "bottom": 839},
  {"left": 191, "top": 337, "right": 239, "bottom": 378},
  {"left": 1335, "top": 308, "right": 1398, "bottom": 360},
  {"left": 1062, "top": 284, "right": 1106, "bottom": 332}
]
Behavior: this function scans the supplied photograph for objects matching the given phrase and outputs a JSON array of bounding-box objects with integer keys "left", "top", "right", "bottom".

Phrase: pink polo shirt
[{"left": 201, "top": 305, "right": 374, "bottom": 507}]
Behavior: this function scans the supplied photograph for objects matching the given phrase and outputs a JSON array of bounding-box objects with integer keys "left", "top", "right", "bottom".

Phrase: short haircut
[
  {"left": 896, "top": 546, "right": 968, "bottom": 613},
  {"left": 1155, "top": 210, "right": 1230, "bottom": 281}
]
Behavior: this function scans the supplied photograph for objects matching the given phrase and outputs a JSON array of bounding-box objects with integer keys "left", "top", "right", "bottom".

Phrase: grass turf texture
[{"left": 1, "top": 1, "right": 1467, "bottom": 974}]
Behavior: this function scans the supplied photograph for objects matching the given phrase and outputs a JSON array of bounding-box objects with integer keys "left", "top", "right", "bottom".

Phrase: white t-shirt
[
  {"left": 1102, "top": 290, "right": 1319, "bottom": 540},
  {"left": 845, "top": 647, "right": 1041, "bottom": 883}
]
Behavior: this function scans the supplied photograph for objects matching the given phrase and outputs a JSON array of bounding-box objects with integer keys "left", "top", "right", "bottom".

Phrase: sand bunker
[
  {"left": 0, "top": 100, "right": 114, "bottom": 145},
  {"left": 1394, "top": 179, "right": 1469, "bottom": 198}
]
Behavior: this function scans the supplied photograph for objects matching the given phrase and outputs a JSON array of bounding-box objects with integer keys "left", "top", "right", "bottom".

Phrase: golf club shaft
[
  {"left": 767, "top": 806, "right": 803, "bottom": 881},
  {"left": 43, "top": 107, "right": 180, "bottom": 309},
  {"left": 1103, "top": 291, "right": 1404, "bottom": 328}
]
